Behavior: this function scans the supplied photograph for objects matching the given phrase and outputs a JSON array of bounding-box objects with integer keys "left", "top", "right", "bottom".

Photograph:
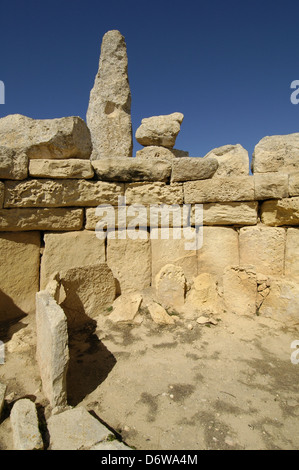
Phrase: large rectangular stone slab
[
  {"left": 40, "top": 231, "right": 106, "bottom": 289},
  {"left": 260, "top": 198, "right": 299, "bottom": 226},
  {"left": 254, "top": 173, "right": 289, "bottom": 200},
  {"left": 171, "top": 157, "right": 218, "bottom": 182},
  {"left": 0, "top": 232, "right": 40, "bottom": 323},
  {"left": 0, "top": 208, "right": 83, "bottom": 231},
  {"left": 4, "top": 179, "right": 124, "bottom": 208},
  {"left": 92, "top": 158, "right": 171, "bottom": 182},
  {"left": 0, "top": 147, "right": 28, "bottom": 180},
  {"left": 36, "top": 291, "right": 69, "bottom": 409},
  {"left": 239, "top": 225, "right": 286, "bottom": 276},
  {"left": 29, "top": 159, "right": 94, "bottom": 179},
  {"left": 10, "top": 399, "right": 43, "bottom": 450},
  {"left": 125, "top": 182, "right": 183, "bottom": 205},
  {"left": 223, "top": 266, "right": 257, "bottom": 316},
  {"left": 285, "top": 228, "right": 299, "bottom": 279},
  {"left": 191, "top": 201, "right": 258, "bottom": 226},
  {"left": 184, "top": 176, "right": 254, "bottom": 203}
]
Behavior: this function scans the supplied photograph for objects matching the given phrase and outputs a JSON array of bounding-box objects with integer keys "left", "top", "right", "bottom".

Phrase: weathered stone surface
[
  {"left": 47, "top": 407, "right": 111, "bottom": 450},
  {"left": 0, "top": 114, "right": 92, "bottom": 159},
  {"left": 260, "top": 198, "right": 299, "bottom": 226},
  {"left": 155, "top": 264, "right": 186, "bottom": 310},
  {"left": 36, "top": 291, "right": 69, "bottom": 409},
  {"left": 91, "top": 441, "right": 132, "bottom": 450},
  {"left": 29, "top": 159, "right": 94, "bottom": 179},
  {"left": 171, "top": 157, "right": 218, "bottom": 182},
  {"left": 107, "top": 229, "right": 151, "bottom": 294},
  {"left": 0, "top": 383, "right": 6, "bottom": 419},
  {"left": 136, "top": 112, "right": 184, "bottom": 148},
  {"left": 289, "top": 172, "right": 299, "bottom": 196},
  {"left": 10, "top": 399, "right": 43, "bottom": 450},
  {"left": 0, "top": 232, "right": 40, "bottom": 323},
  {"left": 252, "top": 133, "right": 299, "bottom": 173},
  {"left": 125, "top": 182, "right": 183, "bottom": 205},
  {"left": 146, "top": 301, "right": 175, "bottom": 325},
  {"left": 136, "top": 146, "right": 189, "bottom": 160},
  {"left": 59, "top": 264, "right": 116, "bottom": 328},
  {"left": 150, "top": 227, "right": 199, "bottom": 283},
  {"left": 0, "top": 208, "right": 83, "bottom": 231},
  {"left": 197, "top": 227, "right": 239, "bottom": 281},
  {"left": 0, "top": 146, "right": 28, "bottom": 180},
  {"left": 285, "top": 228, "right": 299, "bottom": 279},
  {"left": 239, "top": 225, "right": 285, "bottom": 276},
  {"left": 87, "top": 30, "right": 132, "bottom": 159},
  {"left": 203, "top": 144, "right": 249, "bottom": 176},
  {"left": 5, "top": 179, "right": 124, "bottom": 208},
  {"left": 185, "top": 273, "right": 221, "bottom": 316},
  {"left": 40, "top": 231, "right": 106, "bottom": 290},
  {"left": 223, "top": 266, "right": 257, "bottom": 316},
  {"left": 92, "top": 158, "right": 171, "bottom": 182},
  {"left": 254, "top": 173, "right": 289, "bottom": 200},
  {"left": 109, "top": 293, "right": 143, "bottom": 324},
  {"left": 258, "top": 278, "right": 299, "bottom": 325},
  {"left": 191, "top": 201, "right": 258, "bottom": 226},
  {"left": 0, "top": 182, "right": 3, "bottom": 208},
  {"left": 184, "top": 176, "right": 254, "bottom": 203}
]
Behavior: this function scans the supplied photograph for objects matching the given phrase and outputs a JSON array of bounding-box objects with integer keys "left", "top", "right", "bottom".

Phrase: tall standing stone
[{"left": 87, "top": 30, "right": 133, "bottom": 159}]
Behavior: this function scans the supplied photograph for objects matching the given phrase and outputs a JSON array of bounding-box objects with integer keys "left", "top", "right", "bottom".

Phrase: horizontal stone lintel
[
  {"left": 184, "top": 176, "right": 255, "bottom": 203},
  {"left": 0, "top": 208, "right": 83, "bottom": 231}
]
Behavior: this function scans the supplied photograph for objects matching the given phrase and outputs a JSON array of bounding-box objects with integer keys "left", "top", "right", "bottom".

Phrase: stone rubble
[{"left": 10, "top": 399, "right": 44, "bottom": 450}]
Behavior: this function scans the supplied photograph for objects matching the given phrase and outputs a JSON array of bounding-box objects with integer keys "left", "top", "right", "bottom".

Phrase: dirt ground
[{"left": 0, "top": 308, "right": 299, "bottom": 450}]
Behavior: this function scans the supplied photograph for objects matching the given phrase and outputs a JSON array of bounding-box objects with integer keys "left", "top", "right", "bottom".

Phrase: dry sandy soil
[{"left": 0, "top": 308, "right": 299, "bottom": 450}]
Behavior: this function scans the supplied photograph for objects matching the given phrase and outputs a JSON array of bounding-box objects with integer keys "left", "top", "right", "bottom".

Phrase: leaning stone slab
[
  {"left": 203, "top": 144, "right": 249, "bottom": 177},
  {"left": 252, "top": 133, "right": 299, "bottom": 173},
  {"left": 261, "top": 198, "right": 299, "bottom": 226},
  {"left": 92, "top": 157, "right": 171, "bottom": 182},
  {"left": 10, "top": 399, "right": 43, "bottom": 450},
  {"left": 0, "top": 208, "right": 83, "bottom": 231},
  {"left": 0, "top": 182, "right": 4, "bottom": 208},
  {"left": 47, "top": 407, "right": 111, "bottom": 450},
  {"left": 5, "top": 179, "right": 124, "bottom": 208},
  {"left": 191, "top": 201, "right": 258, "bottom": 226},
  {"left": 155, "top": 264, "right": 186, "bottom": 311},
  {"left": 0, "top": 114, "right": 92, "bottom": 159},
  {"left": 109, "top": 292, "right": 143, "bottom": 324},
  {"left": 184, "top": 176, "right": 255, "bottom": 203},
  {"left": 0, "top": 383, "right": 6, "bottom": 419},
  {"left": 223, "top": 266, "right": 257, "bottom": 316},
  {"left": 29, "top": 159, "right": 94, "bottom": 179},
  {"left": 289, "top": 172, "right": 299, "bottom": 197},
  {"left": 87, "top": 30, "right": 132, "bottom": 159},
  {"left": 125, "top": 182, "right": 183, "bottom": 205},
  {"left": 36, "top": 291, "right": 69, "bottom": 409},
  {"left": 136, "top": 112, "right": 184, "bottom": 148},
  {"left": 136, "top": 146, "right": 189, "bottom": 160},
  {"left": 171, "top": 157, "right": 218, "bottom": 182},
  {"left": 146, "top": 301, "right": 175, "bottom": 325},
  {"left": 254, "top": 173, "right": 289, "bottom": 200},
  {"left": 285, "top": 228, "right": 299, "bottom": 279},
  {"left": 0, "top": 146, "right": 28, "bottom": 180},
  {"left": 40, "top": 231, "right": 106, "bottom": 290}
]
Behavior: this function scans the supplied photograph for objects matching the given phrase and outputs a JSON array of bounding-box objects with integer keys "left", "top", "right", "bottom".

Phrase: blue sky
[{"left": 0, "top": 0, "right": 299, "bottom": 161}]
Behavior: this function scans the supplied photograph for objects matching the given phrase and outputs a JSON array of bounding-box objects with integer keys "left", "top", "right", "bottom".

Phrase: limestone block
[
  {"left": 260, "top": 198, "right": 299, "bottom": 226},
  {"left": 191, "top": 201, "right": 258, "bottom": 226},
  {"left": 0, "top": 182, "right": 3, "bottom": 208},
  {"left": 239, "top": 225, "right": 286, "bottom": 276},
  {"left": 87, "top": 30, "right": 132, "bottom": 159},
  {"left": 47, "top": 407, "right": 111, "bottom": 450},
  {"left": 60, "top": 264, "right": 116, "bottom": 328},
  {"left": 289, "top": 172, "right": 299, "bottom": 196},
  {"left": 107, "top": 229, "right": 151, "bottom": 294},
  {"left": 36, "top": 291, "right": 69, "bottom": 409},
  {"left": 252, "top": 133, "right": 299, "bottom": 173},
  {"left": 184, "top": 176, "right": 254, "bottom": 203},
  {"left": 0, "top": 232, "right": 40, "bottom": 323},
  {"left": 197, "top": 227, "right": 239, "bottom": 280},
  {"left": 285, "top": 228, "right": 299, "bottom": 279},
  {"left": 4, "top": 179, "right": 124, "bottom": 208},
  {"left": 135, "top": 112, "right": 184, "bottom": 148},
  {"left": 109, "top": 292, "right": 143, "bottom": 324},
  {"left": 0, "top": 114, "right": 92, "bottom": 159},
  {"left": 0, "top": 208, "right": 83, "bottom": 231},
  {"left": 125, "top": 182, "right": 183, "bottom": 205},
  {"left": 92, "top": 157, "right": 171, "bottom": 182},
  {"left": 146, "top": 301, "right": 175, "bottom": 325},
  {"left": 0, "top": 146, "right": 28, "bottom": 180},
  {"left": 203, "top": 144, "right": 249, "bottom": 176},
  {"left": 29, "top": 159, "right": 94, "bottom": 179},
  {"left": 185, "top": 273, "right": 221, "bottom": 316},
  {"left": 10, "top": 399, "right": 43, "bottom": 450},
  {"left": 0, "top": 382, "right": 6, "bottom": 419},
  {"left": 155, "top": 264, "right": 186, "bottom": 311},
  {"left": 223, "top": 266, "right": 257, "bottom": 316},
  {"left": 136, "top": 146, "right": 189, "bottom": 160},
  {"left": 258, "top": 278, "right": 299, "bottom": 325},
  {"left": 40, "top": 231, "right": 106, "bottom": 290},
  {"left": 171, "top": 157, "right": 218, "bottom": 182},
  {"left": 254, "top": 173, "right": 289, "bottom": 200}
]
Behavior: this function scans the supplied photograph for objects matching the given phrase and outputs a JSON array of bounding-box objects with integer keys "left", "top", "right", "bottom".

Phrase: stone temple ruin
[{"left": 0, "top": 29, "right": 299, "bottom": 450}]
